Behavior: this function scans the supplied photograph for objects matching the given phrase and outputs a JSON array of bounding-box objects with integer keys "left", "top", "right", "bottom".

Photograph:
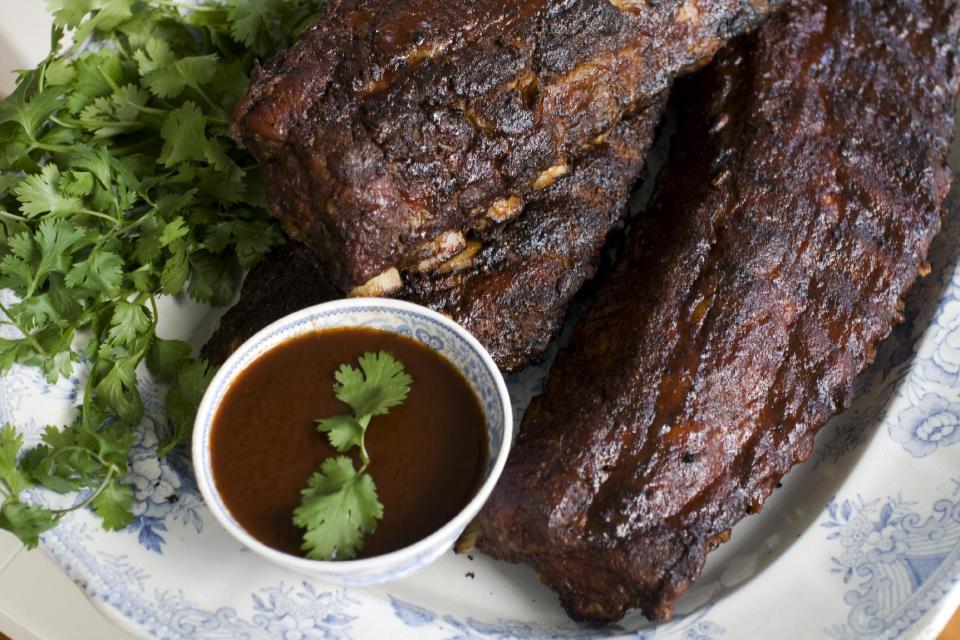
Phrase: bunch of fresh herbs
[{"left": 0, "top": 0, "right": 323, "bottom": 547}]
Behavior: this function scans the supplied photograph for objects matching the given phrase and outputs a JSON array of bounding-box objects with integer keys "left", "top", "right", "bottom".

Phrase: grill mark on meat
[
  {"left": 475, "top": 0, "right": 960, "bottom": 623},
  {"left": 232, "top": 0, "right": 784, "bottom": 289},
  {"left": 203, "top": 98, "right": 665, "bottom": 370}
]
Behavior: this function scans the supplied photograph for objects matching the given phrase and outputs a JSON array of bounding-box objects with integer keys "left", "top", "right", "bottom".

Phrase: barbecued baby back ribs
[
  {"left": 204, "top": 100, "right": 663, "bottom": 369},
  {"left": 232, "top": 0, "right": 782, "bottom": 290},
  {"left": 476, "top": 0, "right": 960, "bottom": 623}
]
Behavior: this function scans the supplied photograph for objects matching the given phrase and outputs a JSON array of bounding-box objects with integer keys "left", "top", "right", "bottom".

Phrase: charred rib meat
[
  {"left": 204, "top": 99, "right": 664, "bottom": 369},
  {"left": 476, "top": 0, "right": 960, "bottom": 623},
  {"left": 231, "top": 0, "right": 783, "bottom": 289}
]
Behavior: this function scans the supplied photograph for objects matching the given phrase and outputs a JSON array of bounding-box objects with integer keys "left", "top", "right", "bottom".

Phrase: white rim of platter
[{"left": 2, "top": 11, "right": 960, "bottom": 640}]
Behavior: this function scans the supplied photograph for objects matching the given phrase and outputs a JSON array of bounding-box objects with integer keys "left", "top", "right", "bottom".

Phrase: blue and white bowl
[{"left": 192, "top": 298, "right": 513, "bottom": 586}]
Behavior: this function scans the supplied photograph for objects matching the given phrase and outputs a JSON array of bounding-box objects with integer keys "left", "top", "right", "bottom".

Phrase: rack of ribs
[
  {"left": 231, "top": 0, "right": 783, "bottom": 290},
  {"left": 475, "top": 0, "right": 960, "bottom": 623},
  {"left": 204, "top": 99, "right": 664, "bottom": 370}
]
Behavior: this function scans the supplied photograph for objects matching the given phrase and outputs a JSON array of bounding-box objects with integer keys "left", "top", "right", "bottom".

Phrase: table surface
[
  {"left": 945, "top": 610, "right": 960, "bottom": 640},
  {"left": 0, "top": 2, "right": 958, "bottom": 639}
]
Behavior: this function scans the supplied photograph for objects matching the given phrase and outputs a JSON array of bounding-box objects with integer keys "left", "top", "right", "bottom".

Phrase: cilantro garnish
[
  {"left": 294, "top": 351, "right": 412, "bottom": 560},
  {"left": 0, "top": 0, "right": 324, "bottom": 548}
]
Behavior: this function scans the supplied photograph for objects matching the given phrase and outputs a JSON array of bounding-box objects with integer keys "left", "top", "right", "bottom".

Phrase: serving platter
[{"left": 3, "top": 11, "right": 960, "bottom": 640}]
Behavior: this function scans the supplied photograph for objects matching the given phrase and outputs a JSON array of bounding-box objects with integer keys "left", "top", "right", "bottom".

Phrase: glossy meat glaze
[
  {"left": 232, "top": 0, "right": 781, "bottom": 289},
  {"left": 204, "top": 100, "right": 663, "bottom": 370},
  {"left": 476, "top": 0, "right": 960, "bottom": 623}
]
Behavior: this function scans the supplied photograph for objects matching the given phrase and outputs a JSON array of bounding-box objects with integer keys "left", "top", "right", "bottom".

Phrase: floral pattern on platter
[
  {"left": 127, "top": 438, "right": 203, "bottom": 554},
  {"left": 921, "top": 299, "right": 960, "bottom": 387},
  {"left": 126, "top": 381, "right": 204, "bottom": 554},
  {"left": 43, "top": 520, "right": 361, "bottom": 640},
  {"left": 51, "top": 504, "right": 724, "bottom": 640},
  {"left": 890, "top": 394, "right": 960, "bottom": 458},
  {"left": 889, "top": 270, "right": 960, "bottom": 458},
  {"left": 389, "top": 597, "right": 725, "bottom": 640},
  {"left": 822, "top": 493, "right": 960, "bottom": 639}
]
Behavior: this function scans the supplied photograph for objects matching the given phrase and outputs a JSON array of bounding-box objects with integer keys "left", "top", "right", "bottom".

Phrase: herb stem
[
  {"left": 193, "top": 87, "right": 226, "bottom": 120},
  {"left": 110, "top": 139, "right": 156, "bottom": 156},
  {"left": 30, "top": 142, "right": 73, "bottom": 154},
  {"left": 358, "top": 442, "right": 371, "bottom": 469},
  {"left": 48, "top": 115, "right": 78, "bottom": 130},
  {"left": 46, "top": 445, "right": 112, "bottom": 469},
  {"left": 71, "top": 209, "right": 118, "bottom": 224},
  {"left": 0, "top": 210, "right": 29, "bottom": 223},
  {"left": 81, "top": 343, "right": 98, "bottom": 433},
  {"left": 149, "top": 0, "right": 226, "bottom": 12},
  {"left": 51, "top": 464, "right": 118, "bottom": 515},
  {"left": 0, "top": 299, "right": 50, "bottom": 358},
  {"left": 205, "top": 113, "right": 230, "bottom": 127},
  {"left": 58, "top": 115, "right": 144, "bottom": 130}
]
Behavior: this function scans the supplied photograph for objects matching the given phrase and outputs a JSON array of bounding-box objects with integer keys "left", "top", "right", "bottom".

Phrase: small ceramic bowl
[{"left": 192, "top": 298, "right": 513, "bottom": 586}]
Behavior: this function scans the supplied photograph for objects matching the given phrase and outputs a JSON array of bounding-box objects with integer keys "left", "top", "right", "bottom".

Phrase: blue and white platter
[{"left": 2, "top": 15, "right": 960, "bottom": 640}]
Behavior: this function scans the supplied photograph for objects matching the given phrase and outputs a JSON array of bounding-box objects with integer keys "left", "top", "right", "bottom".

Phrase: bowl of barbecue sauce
[{"left": 192, "top": 299, "right": 512, "bottom": 585}]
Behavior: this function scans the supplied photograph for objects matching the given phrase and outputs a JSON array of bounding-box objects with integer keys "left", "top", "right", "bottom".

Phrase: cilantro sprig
[
  {"left": 294, "top": 351, "right": 413, "bottom": 560},
  {"left": 0, "top": 0, "right": 324, "bottom": 547}
]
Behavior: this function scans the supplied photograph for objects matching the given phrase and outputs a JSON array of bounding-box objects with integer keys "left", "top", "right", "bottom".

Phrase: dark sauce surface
[{"left": 210, "top": 327, "right": 488, "bottom": 559}]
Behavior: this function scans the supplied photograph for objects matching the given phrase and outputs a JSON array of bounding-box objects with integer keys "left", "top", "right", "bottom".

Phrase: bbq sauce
[{"left": 210, "top": 327, "right": 488, "bottom": 559}]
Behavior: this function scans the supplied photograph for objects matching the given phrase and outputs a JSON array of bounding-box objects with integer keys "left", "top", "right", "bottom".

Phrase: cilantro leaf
[
  {"left": 46, "top": 273, "right": 84, "bottom": 324},
  {"left": 44, "top": 59, "right": 76, "bottom": 86},
  {"left": 187, "top": 249, "right": 240, "bottom": 306},
  {"left": 91, "top": 477, "right": 134, "bottom": 530},
  {"left": 107, "top": 301, "right": 152, "bottom": 346},
  {"left": 132, "top": 37, "right": 175, "bottom": 76},
  {"left": 65, "top": 247, "right": 124, "bottom": 295},
  {"left": 0, "top": 339, "right": 35, "bottom": 375},
  {"left": 14, "top": 293, "right": 67, "bottom": 329},
  {"left": 20, "top": 443, "right": 77, "bottom": 494},
  {"left": 0, "top": 424, "right": 31, "bottom": 496},
  {"left": 334, "top": 351, "right": 413, "bottom": 418},
  {"left": 43, "top": 350, "right": 75, "bottom": 384},
  {"left": 47, "top": 0, "right": 93, "bottom": 29},
  {"left": 15, "top": 164, "right": 83, "bottom": 218},
  {"left": 95, "top": 355, "right": 143, "bottom": 424},
  {"left": 0, "top": 501, "right": 57, "bottom": 548},
  {"left": 140, "top": 49, "right": 219, "bottom": 100},
  {"left": 159, "top": 217, "right": 189, "bottom": 246},
  {"left": 160, "top": 246, "right": 190, "bottom": 295},
  {"left": 293, "top": 457, "right": 383, "bottom": 561},
  {"left": 0, "top": 79, "right": 61, "bottom": 140},
  {"left": 228, "top": 0, "right": 286, "bottom": 55},
  {"left": 315, "top": 415, "right": 365, "bottom": 453},
  {"left": 145, "top": 338, "right": 191, "bottom": 384},
  {"left": 71, "top": 49, "right": 123, "bottom": 108},
  {"left": 28, "top": 218, "right": 90, "bottom": 296},
  {"left": 61, "top": 170, "right": 94, "bottom": 197},
  {"left": 158, "top": 102, "right": 216, "bottom": 168},
  {"left": 161, "top": 359, "right": 214, "bottom": 455}
]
